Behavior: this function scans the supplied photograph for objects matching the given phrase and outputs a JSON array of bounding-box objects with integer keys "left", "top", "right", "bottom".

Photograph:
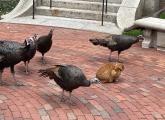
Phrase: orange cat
[{"left": 96, "top": 62, "right": 124, "bottom": 83}]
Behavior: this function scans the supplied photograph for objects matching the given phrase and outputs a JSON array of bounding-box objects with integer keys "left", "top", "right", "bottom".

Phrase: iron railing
[
  {"left": 40, "top": 0, "right": 52, "bottom": 8},
  {"left": 101, "top": 0, "right": 108, "bottom": 26},
  {"left": 32, "top": 0, "right": 35, "bottom": 19},
  {"left": 33, "top": 0, "right": 108, "bottom": 26},
  {"left": 32, "top": 0, "right": 52, "bottom": 19}
]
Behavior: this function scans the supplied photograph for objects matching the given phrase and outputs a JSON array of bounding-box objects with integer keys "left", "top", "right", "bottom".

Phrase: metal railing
[
  {"left": 33, "top": 0, "right": 108, "bottom": 26},
  {"left": 101, "top": 0, "right": 108, "bottom": 26},
  {"left": 32, "top": 0, "right": 52, "bottom": 19}
]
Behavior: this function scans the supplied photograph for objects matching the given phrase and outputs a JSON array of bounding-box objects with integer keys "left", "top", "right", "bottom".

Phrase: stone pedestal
[
  {"left": 142, "top": 29, "right": 153, "bottom": 48},
  {"left": 157, "top": 32, "right": 165, "bottom": 51},
  {"left": 142, "top": 30, "right": 165, "bottom": 51}
]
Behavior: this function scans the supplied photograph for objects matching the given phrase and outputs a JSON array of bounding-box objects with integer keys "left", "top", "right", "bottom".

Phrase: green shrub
[
  {"left": 0, "top": 0, "right": 19, "bottom": 16},
  {"left": 123, "top": 29, "right": 143, "bottom": 37},
  {"left": 160, "top": 13, "right": 165, "bottom": 19}
]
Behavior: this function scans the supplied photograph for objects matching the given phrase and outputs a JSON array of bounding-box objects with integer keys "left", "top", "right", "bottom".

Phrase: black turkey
[
  {"left": 38, "top": 64, "right": 100, "bottom": 104},
  {"left": 36, "top": 29, "right": 54, "bottom": 64},
  {"left": 22, "top": 34, "right": 37, "bottom": 74},
  {"left": 0, "top": 39, "right": 31, "bottom": 85},
  {"left": 89, "top": 35, "right": 144, "bottom": 61}
]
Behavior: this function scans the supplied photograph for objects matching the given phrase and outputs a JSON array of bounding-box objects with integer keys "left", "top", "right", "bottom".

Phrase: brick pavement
[{"left": 0, "top": 23, "right": 165, "bottom": 120}]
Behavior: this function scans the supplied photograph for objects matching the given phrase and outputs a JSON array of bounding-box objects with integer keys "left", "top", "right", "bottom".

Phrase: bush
[
  {"left": 160, "top": 13, "right": 165, "bottom": 19},
  {"left": 123, "top": 29, "right": 143, "bottom": 37},
  {"left": 0, "top": 0, "right": 19, "bottom": 16}
]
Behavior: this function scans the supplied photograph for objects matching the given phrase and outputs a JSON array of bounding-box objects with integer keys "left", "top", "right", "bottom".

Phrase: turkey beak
[
  {"left": 24, "top": 39, "right": 30, "bottom": 46},
  {"left": 91, "top": 78, "right": 101, "bottom": 84},
  {"left": 137, "top": 35, "right": 144, "bottom": 42},
  {"left": 33, "top": 34, "right": 38, "bottom": 42},
  {"left": 89, "top": 39, "right": 99, "bottom": 45}
]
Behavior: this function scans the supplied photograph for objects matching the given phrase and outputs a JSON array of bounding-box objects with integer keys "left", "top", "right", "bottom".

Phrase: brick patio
[{"left": 0, "top": 23, "right": 165, "bottom": 120}]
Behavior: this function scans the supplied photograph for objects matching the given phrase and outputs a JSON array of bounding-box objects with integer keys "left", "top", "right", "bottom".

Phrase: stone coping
[{"left": 135, "top": 17, "right": 165, "bottom": 31}]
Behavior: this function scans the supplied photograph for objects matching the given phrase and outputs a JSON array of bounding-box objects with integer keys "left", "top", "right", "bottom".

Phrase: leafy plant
[
  {"left": 160, "top": 13, "right": 165, "bottom": 19},
  {"left": 0, "top": 0, "right": 19, "bottom": 16},
  {"left": 123, "top": 29, "right": 143, "bottom": 37}
]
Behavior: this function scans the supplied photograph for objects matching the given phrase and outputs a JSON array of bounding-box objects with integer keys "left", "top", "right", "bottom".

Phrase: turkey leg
[
  {"left": 60, "top": 89, "right": 66, "bottom": 102},
  {"left": 10, "top": 66, "right": 24, "bottom": 86},
  {"left": 68, "top": 92, "right": 76, "bottom": 105},
  {"left": 24, "top": 61, "right": 29, "bottom": 74},
  {"left": 0, "top": 69, "right": 7, "bottom": 85},
  {"left": 41, "top": 54, "right": 46, "bottom": 64}
]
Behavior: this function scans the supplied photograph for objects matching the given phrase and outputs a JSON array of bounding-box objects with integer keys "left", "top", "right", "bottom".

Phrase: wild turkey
[
  {"left": 38, "top": 64, "right": 100, "bottom": 104},
  {"left": 22, "top": 34, "right": 37, "bottom": 74},
  {"left": 89, "top": 35, "right": 144, "bottom": 61},
  {"left": 0, "top": 39, "right": 31, "bottom": 86},
  {"left": 96, "top": 62, "right": 124, "bottom": 83},
  {"left": 36, "top": 29, "right": 54, "bottom": 64}
]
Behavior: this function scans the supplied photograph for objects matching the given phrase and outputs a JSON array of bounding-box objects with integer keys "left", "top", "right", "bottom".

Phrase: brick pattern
[{"left": 0, "top": 23, "right": 165, "bottom": 120}]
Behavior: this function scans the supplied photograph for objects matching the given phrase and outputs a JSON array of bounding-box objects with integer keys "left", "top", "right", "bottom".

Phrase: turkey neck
[
  {"left": 47, "top": 32, "right": 53, "bottom": 41},
  {"left": 82, "top": 80, "right": 91, "bottom": 87},
  {"left": 134, "top": 37, "right": 140, "bottom": 44},
  {"left": 82, "top": 78, "right": 99, "bottom": 87}
]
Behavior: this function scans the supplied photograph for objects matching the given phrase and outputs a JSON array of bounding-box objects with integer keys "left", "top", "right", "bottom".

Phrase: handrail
[
  {"left": 33, "top": 0, "right": 107, "bottom": 25},
  {"left": 32, "top": 0, "right": 53, "bottom": 19},
  {"left": 101, "top": 0, "right": 108, "bottom": 26},
  {"left": 101, "top": 0, "right": 105, "bottom": 26},
  {"left": 32, "top": 0, "right": 35, "bottom": 19},
  {"left": 50, "top": 0, "right": 52, "bottom": 8},
  {"left": 105, "top": 0, "right": 108, "bottom": 13}
]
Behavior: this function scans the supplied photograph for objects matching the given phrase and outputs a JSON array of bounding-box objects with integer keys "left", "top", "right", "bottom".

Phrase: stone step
[
  {"left": 36, "top": 6, "right": 117, "bottom": 22},
  {"left": 77, "top": 0, "right": 122, "bottom": 4},
  {"left": 41, "top": 0, "right": 122, "bottom": 4},
  {"left": 42, "top": 0, "right": 121, "bottom": 13}
]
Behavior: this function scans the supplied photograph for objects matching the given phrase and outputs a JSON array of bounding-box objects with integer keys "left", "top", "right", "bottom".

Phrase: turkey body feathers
[
  {"left": 110, "top": 35, "right": 139, "bottom": 52},
  {"left": 36, "top": 29, "right": 53, "bottom": 55},
  {"left": 58, "top": 65, "right": 90, "bottom": 91},
  {"left": 0, "top": 40, "right": 29, "bottom": 68},
  {"left": 36, "top": 35, "right": 52, "bottom": 54},
  {"left": 89, "top": 35, "right": 144, "bottom": 60},
  {"left": 39, "top": 65, "right": 90, "bottom": 92}
]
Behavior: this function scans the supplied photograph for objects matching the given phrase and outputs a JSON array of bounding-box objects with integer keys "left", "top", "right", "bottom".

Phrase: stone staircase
[{"left": 36, "top": 0, "right": 122, "bottom": 23}]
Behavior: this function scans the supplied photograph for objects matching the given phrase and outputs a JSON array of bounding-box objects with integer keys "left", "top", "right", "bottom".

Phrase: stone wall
[{"left": 143, "top": 0, "right": 160, "bottom": 16}]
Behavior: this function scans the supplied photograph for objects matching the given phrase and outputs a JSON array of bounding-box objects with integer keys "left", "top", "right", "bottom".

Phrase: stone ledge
[
  {"left": 135, "top": 17, "right": 165, "bottom": 51},
  {"left": 135, "top": 17, "right": 165, "bottom": 31}
]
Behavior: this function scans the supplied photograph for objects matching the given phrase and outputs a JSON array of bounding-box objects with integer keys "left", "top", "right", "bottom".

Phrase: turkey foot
[
  {"left": 60, "top": 90, "right": 66, "bottom": 102},
  {"left": 15, "top": 81, "right": 25, "bottom": 86},
  {"left": 68, "top": 92, "right": 76, "bottom": 106},
  {"left": 0, "top": 80, "right": 9, "bottom": 86},
  {"left": 68, "top": 100, "right": 76, "bottom": 106},
  {"left": 41, "top": 56, "right": 46, "bottom": 64},
  {"left": 60, "top": 97, "right": 66, "bottom": 102}
]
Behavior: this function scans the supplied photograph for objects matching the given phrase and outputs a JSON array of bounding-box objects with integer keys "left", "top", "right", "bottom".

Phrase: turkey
[
  {"left": 36, "top": 29, "right": 54, "bottom": 64},
  {"left": 0, "top": 39, "right": 31, "bottom": 86},
  {"left": 38, "top": 64, "right": 100, "bottom": 104},
  {"left": 22, "top": 34, "right": 37, "bottom": 74},
  {"left": 96, "top": 62, "right": 124, "bottom": 83},
  {"left": 89, "top": 35, "right": 144, "bottom": 61}
]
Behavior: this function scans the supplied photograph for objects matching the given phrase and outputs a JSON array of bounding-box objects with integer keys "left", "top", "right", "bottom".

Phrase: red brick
[{"left": 0, "top": 23, "right": 165, "bottom": 120}]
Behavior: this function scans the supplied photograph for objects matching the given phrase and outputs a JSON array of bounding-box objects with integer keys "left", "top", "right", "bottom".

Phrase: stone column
[
  {"left": 142, "top": 29, "right": 153, "bottom": 48},
  {"left": 157, "top": 32, "right": 165, "bottom": 51}
]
